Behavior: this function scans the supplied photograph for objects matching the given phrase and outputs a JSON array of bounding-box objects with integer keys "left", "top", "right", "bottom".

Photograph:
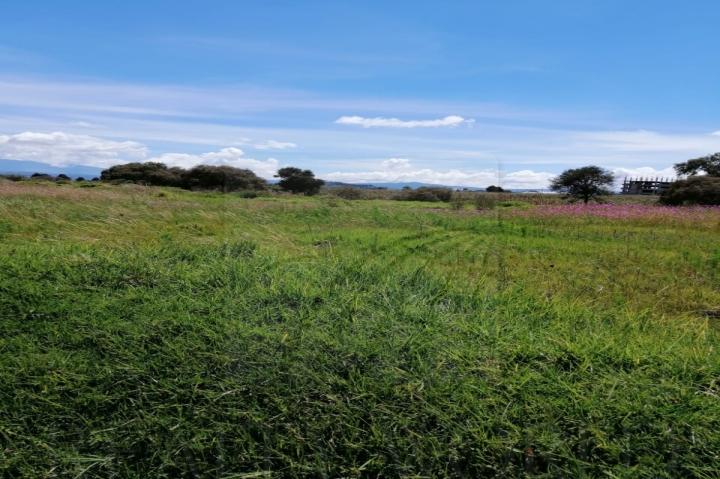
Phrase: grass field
[{"left": 1, "top": 181, "right": 719, "bottom": 478}]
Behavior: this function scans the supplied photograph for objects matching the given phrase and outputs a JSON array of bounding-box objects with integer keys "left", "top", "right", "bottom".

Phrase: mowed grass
[{"left": 1, "top": 181, "right": 719, "bottom": 478}]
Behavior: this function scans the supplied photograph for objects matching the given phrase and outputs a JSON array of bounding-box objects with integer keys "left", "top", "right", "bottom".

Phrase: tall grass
[{"left": 1, "top": 182, "right": 719, "bottom": 477}]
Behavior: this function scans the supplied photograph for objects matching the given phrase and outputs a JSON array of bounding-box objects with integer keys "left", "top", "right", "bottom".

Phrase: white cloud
[
  {"left": 0, "top": 131, "right": 281, "bottom": 178},
  {"left": 253, "top": 140, "right": 297, "bottom": 150},
  {"left": 0, "top": 131, "right": 147, "bottom": 167},
  {"left": 148, "top": 147, "right": 279, "bottom": 178},
  {"left": 611, "top": 166, "right": 677, "bottom": 178},
  {"left": 381, "top": 158, "right": 412, "bottom": 170},
  {"left": 711, "top": 131, "right": 720, "bottom": 137},
  {"left": 323, "top": 159, "right": 553, "bottom": 189},
  {"left": 335, "top": 115, "right": 474, "bottom": 128},
  {"left": 573, "top": 129, "right": 720, "bottom": 153}
]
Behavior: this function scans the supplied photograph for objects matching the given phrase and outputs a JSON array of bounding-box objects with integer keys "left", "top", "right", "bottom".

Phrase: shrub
[
  {"left": 0, "top": 174, "right": 24, "bottom": 182},
  {"left": 486, "top": 185, "right": 506, "bottom": 192},
  {"left": 331, "top": 186, "right": 366, "bottom": 200},
  {"left": 450, "top": 196, "right": 465, "bottom": 210},
  {"left": 236, "top": 190, "right": 260, "bottom": 198},
  {"left": 474, "top": 194, "right": 497, "bottom": 210},
  {"left": 397, "top": 187, "right": 453, "bottom": 202},
  {"left": 30, "top": 173, "right": 56, "bottom": 181},
  {"left": 659, "top": 176, "right": 720, "bottom": 205}
]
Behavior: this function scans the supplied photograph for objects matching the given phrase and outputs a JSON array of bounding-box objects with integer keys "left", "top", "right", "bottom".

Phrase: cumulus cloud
[
  {"left": 323, "top": 159, "right": 553, "bottom": 189},
  {"left": 148, "top": 147, "right": 279, "bottom": 178},
  {"left": 381, "top": 158, "right": 412, "bottom": 170},
  {"left": 0, "top": 131, "right": 281, "bottom": 178},
  {"left": 335, "top": 115, "right": 474, "bottom": 128},
  {"left": 611, "top": 166, "right": 677, "bottom": 178},
  {"left": 253, "top": 140, "right": 297, "bottom": 150},
  {"left": 0, "top": 131, "right": 147, "bottom": 167}
]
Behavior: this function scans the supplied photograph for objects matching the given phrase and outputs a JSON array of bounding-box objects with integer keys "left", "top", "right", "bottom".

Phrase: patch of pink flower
[{"left": 515, "top": 204, "right": 720, "bottom": 221}]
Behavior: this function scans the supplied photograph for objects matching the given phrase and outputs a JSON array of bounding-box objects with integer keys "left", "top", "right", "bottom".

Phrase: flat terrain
[{"left": 1, "top": 181, "right": 719, "bottom": 478}]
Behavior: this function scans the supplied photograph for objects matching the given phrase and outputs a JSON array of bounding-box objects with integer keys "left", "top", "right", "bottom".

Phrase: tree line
[
  {"left": 3, "top": 153, "right": 718, "bottom": 205},
  {"left": 99, "top": 163, "right": 325, "bottom": 195}
]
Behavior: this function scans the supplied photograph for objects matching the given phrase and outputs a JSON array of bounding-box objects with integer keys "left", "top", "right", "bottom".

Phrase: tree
[
  {"left": 183, "top": 165, "right": 266, "bottom": 192},
  {"left": 99, "top": 162, "right": 266, "bottom": 192},
  {"left": 486, "top": 185, "right": 506, "bottom": 193},
  {"left": 659, "top": 176, "right": 720, "bottom": 205},
  {"left": 31, "top": 172, "right": 55, "bottom": 181},
  {"left": 550, "top": 166, "right": 614, "bottom": 204},
  {"left": 674, "top": 153, "right": 720, "bottom": 177},
  {"left": 101, "top": 162, "right": 182, "bottom": 186},
  {"left": 275, "top": 167, "right": 324, "bottom": 195}
]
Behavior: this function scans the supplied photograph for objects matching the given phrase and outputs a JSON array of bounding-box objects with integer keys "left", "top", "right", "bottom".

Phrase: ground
[{"left": 1, "top": 181, "right": 719, "bottom": 478}]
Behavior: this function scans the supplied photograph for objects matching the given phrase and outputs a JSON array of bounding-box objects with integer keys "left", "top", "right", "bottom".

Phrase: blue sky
[{"left": 1, "top": 0, "right": 719, "bottom": 188}]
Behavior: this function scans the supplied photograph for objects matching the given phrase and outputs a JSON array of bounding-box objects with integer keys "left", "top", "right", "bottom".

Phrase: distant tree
[
  {"left": 486, "top": 185, "right": 506, "bottom": 193},
  {"left": 550, "top": 166, "right": 614, "bottom": 204},
  {"left": 674, "top": 153, "right": 720, "bottom": 177},
  {"left": 0, "top": 174, "right": 24, "bottom": 182},
  {"left": 56, "top": 174, "right": 71, "bottom": 182},
  {"left": 275, "top": 167, "right": 324, "bottom": 195},
  {"left": 659, "top": 176, "right": 720, "bottom": 205},
  {"left": 101, "top": 162, "right": 184, "bottom": 187},
  {"left": 75, "top": 177, "right": 86, "bottom": 182},
  {"left": 91, "top": 177, "right": 100, "bottom": 182},
  {"left": 183, "top": 165, "right": 266, "bottom": 192},
  {"left": 31, "top": 172, "right": 55, "bottom": 181}
]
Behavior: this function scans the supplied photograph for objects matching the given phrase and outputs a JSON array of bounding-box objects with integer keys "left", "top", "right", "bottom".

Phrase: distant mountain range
[{"left": 0, "top": 159, "right": 103, "bottom": 179}]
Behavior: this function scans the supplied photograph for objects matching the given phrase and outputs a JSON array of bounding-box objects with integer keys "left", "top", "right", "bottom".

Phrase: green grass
[{"left": 1, "top": 181, "right": 719, "bottom": 478}]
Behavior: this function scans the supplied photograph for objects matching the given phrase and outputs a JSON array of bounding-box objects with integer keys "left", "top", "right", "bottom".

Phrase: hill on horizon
[{"left": 0, "top": 159, "right": 103, "bottom": 179}]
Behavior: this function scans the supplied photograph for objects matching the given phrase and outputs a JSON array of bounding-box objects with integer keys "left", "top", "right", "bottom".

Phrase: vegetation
[
  {"left": 474, "top": 194, "right": 498, "bottom": 210},
  {"left": 674, "top": 152, "right": 720, "bottom": 177},
  {"left": 660, "top": 175, "right": 720, "bottom": 205},
  {"left": 1, "top": 181, "right": 719, "bottom": 477},
  {"left": 485, "top": 185, "right": 506, "bottom": 192},
  {"left": 662, "top": 153, "right": 720, "bottom": 205},
  {"left": 550, "top": 166, "right": 614, "bottom": 204},
  {"left": 100, "top": 162, "right": 267, "bottom": 192},
  {"left": 275, "top": 167, "right": 324, "bottom": 195},
  {"left": 396, "top": 186, "right": 453, "bottom": 202}
]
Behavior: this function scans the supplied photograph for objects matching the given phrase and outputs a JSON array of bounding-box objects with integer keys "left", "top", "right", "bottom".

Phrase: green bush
[
  {"left": 474, "top": 194, "right": 497, "bottom": 210},
  {"left": 659, "top": 176, "right": 720, "bottom": 205},
  {"left": 397, "top": 187, "right": 453, "bottom": 202},
  {"left": 0, "top": 174, "right": 24, "bottom": 182},
  {"left": 450, "top": 195, "right": 465, "bottom": 210},
  {"left": 331, "top": 186, "right": 366, "bottom": 200}
]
